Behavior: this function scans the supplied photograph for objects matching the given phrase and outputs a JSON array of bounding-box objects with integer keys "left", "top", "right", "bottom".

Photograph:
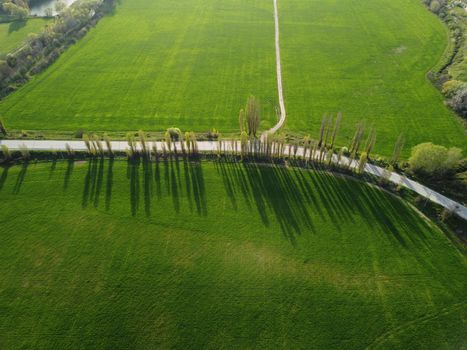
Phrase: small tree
[
  {"left": 245, "top": 95, "right": 260, "bottom": 138},
  {"left": 1, "top": 144, "right": 11, "bottom": 162},
  {"left": 409, "top": 143, "right": 463, "bottom": 177},
  {"left": 330, "top": 112, "right": 342, "bottom": 149},
  {"left": 238, "top": 109, "right": 246, "bottom": 133},
  {"left": 390, "top": 133, "right": 405, "bottom": 166},
  {"left": 0, "top": 119, "right": 7, "bottom": 136},
  {"left": 19, "top": 145, "right": 30, "bottom": 160},
  {"left": 82, "top": 134, "right": 92, "bottom": 154},
  {"left": 103, "top": 133, "right": 112, "bottom": 156},
  {"left": 138, "top": 130, "right": 148, "bottom": 156},
  {"left": 65, "top": 143, "right": 74, "bottom": 158}
]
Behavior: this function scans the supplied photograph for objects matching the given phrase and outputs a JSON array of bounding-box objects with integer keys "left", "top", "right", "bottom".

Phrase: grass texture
[
  {"left": 280, "top": 0, "right": 466, "bottom": 155},
  {"left": 0, "top": 18, "right": 50, "bottom": 56},
  {"left": 0, "top": 159, "right": 465, "bottom": 349},
  {"left": 0, "top": 0, "right": 465, "bottom": 156},
  {"left": 0, "top": 0, "right": 277, "bottom": 133}
]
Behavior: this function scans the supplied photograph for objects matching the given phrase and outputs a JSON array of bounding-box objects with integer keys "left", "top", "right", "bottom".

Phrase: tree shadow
[
  {"left": 13, "top": 162, "right": 29, "bottom": 194},
  {"left": 82, "top": 158, "right": 105, "bottom": 209},
  {"left": 105, "top": 158, "right": 114, "bottom": 211},
  {"left": 128, "top": 159, "right": 140, "bottom": 217},
  {"left": 0, "top": 166, "right": 9, "bottom": 192},
  {"left": 142, "top": 158, "right": 153, "bottom": 217},
  {"left": 187, "top": 160, "right": 207, "bottom": 216},
  {"left": 8, "top": 20, "right": 27, "bottom": 33},
  {"left": 63, "top": 159, "right": 74, "bottom": 190}
]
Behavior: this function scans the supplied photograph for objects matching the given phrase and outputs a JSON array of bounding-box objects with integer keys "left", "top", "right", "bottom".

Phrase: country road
[
  {"left": 1, "top": 139, "right": 466, "bottom": 221},
  {"left": 263, "top": 0, "right": 286, "bottom": 137}
]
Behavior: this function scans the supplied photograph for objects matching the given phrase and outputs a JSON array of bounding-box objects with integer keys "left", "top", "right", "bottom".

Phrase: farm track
[
  {"left": 1, "top": 139, "right": 466, "bottom": 221},
  {"left": 365, "top": 302, "right": 466, "bottom": 349},
  {"left": 263, "top": 0, "right": 286, "bottom": 137}
]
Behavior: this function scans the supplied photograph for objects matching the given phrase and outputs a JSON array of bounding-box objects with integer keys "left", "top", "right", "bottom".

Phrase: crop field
[
  {"left": 0, "top": 18, "right": 50, "bottom": 56},
  {"left": 280, "top": 0, "right": 466, "bottom": 155},
  {"left": 0, "top": 160, "right": 465, "bottom": 349},
  {"left": 0, "top": 0, "right": 465, "bottom": 156},
  {"left": 0, "top": 0, "right": 278, "bottom": 133}
]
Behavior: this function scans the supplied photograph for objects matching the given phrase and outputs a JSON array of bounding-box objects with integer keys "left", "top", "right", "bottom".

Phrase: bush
[
  {"left": 409, "top": 142, "right": 463, "bottom": 177},
  {"left": 430, "top": 0, "right": 441, "bottom": 13},
  {"left": 74, "top": 129, "right": 86, "bottom": 138},
  {"left": 448, "top": 87, "right": 467, "bottom": 118},
  {"left": 166, "top": 127, "right": 181, "bottom": 141}
]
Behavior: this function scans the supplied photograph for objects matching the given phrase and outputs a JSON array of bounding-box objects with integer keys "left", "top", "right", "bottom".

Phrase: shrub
[
  {"left": 447, "top": 87, "right": 467, "bottom": 118},
  {"left": 166, "top": 127, "right": 181, "bottom": 141},
  {"left": 74, "top": 129, "right": 86, "bottom": 138},
  {"left": 409, "top": 142, "right": 463, "bottom": 177},
  {"left": 430, "top": 0, "right": 441, "bottom": 13},
  {"left": 1, "top": 144, "right": 11, "bottom": 162}
]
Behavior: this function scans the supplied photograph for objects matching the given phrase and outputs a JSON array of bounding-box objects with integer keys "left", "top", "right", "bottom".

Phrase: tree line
[{"left": 0, "top": 0, "right": 115, "bottom": 99}]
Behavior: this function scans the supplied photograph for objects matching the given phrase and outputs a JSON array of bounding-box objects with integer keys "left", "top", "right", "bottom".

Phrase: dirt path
[{"left": 263, "top": 0, "right": 286, "bottom": 137}]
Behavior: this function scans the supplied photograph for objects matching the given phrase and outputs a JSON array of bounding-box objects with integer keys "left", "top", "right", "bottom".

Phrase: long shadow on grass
[
  {"left": 105, "top": 158, "right": 114, "bottom": 211},
  {"left": 128, "top": 158, "right": 140, "bottom": 216},
  {"left": 118, "top": 157, "right": 207, "bottom": 217},
  {"left": 82, "top": 158, "right": 105, "bottom": 209},
  {"left": 13, "top": 162, "right": 28, "bottom": 194},
  {"left": 215, "top": 160, "right": 435, "bottom": 246},
  {"left": 216, "top": 161, "right": 315, "bottom": 243},
  {"left": 63, "top": 159, "right": 74, "bottom": 190},
  {"left": 0, "top": 166, "right": 9, "bottom": 192}
]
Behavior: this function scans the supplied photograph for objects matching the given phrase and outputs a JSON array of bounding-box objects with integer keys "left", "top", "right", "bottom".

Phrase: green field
[
  {"left": 280, "top": 0, "right": 466, "bottom": 154},
  {"left": 0, "top": 0, "right": 278, "bottom": 133},
  {"left": 0, "top": 160, "right": 465, "bottom": 349},
  {"left": 0, "top": 0, "right": 465, "bottom": 156},
  {"left": 0, "top": 18, "right": 50, "bottom": 56}
]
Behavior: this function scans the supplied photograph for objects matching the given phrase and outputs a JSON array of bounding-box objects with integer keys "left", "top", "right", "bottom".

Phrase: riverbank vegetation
[
  {"left": 0, "top": 0, "right": 114, "bottom": 98},
  {"left": 424, "top": 0, "right": 467, "bottom": 118}
]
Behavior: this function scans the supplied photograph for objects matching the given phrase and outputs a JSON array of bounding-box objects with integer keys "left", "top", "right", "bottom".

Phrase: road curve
[
  {"left": 1, "top": 139, "right": 466, "bottom": 221},
  {"left": 263, "top": 0, "right": 286, "bottom": 137}
]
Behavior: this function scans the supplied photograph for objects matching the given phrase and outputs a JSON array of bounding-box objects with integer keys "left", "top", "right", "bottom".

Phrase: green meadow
[
  {"left": 280, "top": 0, "right": 466, "bottom": 155},
  {"left": 0, "top": 160, "right": 465, "bottom": 349},
  {"left": 0, "top": 18, "right": 50, "bottom": 56},
  {"left": 0, "top": 0, "right": 465, "bottom": 156},
  {"left": 0, "top": 0, "right": 278, "bottom": 133}
]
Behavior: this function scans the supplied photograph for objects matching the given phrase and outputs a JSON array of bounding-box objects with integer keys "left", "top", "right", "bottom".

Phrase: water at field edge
[{"left": 30, "top": 0, "right": 78, "bottom": 17}]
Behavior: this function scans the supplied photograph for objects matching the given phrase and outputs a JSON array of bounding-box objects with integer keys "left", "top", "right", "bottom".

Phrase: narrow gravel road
[
  {"left": 1, "top": 139, "right": 466, "bottom": 221},
  {"left": 263, "top": 0, "right": 286, "bottom": 137}
]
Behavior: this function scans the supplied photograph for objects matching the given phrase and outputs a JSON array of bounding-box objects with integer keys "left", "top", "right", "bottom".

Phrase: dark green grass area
[
  {"left": 0, "top": 18, "right": 50, "bottom": 56},
  {"left": 0, "top": 160, "right": 465, "bottom": 349},
  {"left": 280, "top": 0, "right": 466, "bottom": 155},
  {"left": 0, "top": 0, "right": 277, "bottom": 133}
]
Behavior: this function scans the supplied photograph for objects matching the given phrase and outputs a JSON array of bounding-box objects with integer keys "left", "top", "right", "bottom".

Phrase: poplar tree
[
  {"left": 364, "top": 128, "right": 376, "bottom": 158},
  {"left": 330, "top": 112, "right": 342, "bottom": 149},
  {"left": 245, "top": 95, "right": 260, "bottom": 138},
  {"left": 0, "top": 118, "right": 7, "bottom": 136},
  {"left": 103, "top": 133, "right": 112, "bottom": 156},
  {"left": 1, "top": 144, "right": 11, "bottom": 162},
  {"left": 390, "top": 133, "right": 405, "bottom": 166},
  {"left": 138, "top": 130, "right": 148, "bottom": 156}
]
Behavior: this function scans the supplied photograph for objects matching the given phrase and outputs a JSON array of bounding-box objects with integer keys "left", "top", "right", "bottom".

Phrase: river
[{"left": 30, "top": 0, "right": 78, "bottom": 17}]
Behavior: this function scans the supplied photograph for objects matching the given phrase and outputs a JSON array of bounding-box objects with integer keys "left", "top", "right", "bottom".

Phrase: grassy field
[
  {"left": 0, "top": 159, "right": 465, "bottom": 349},
  {"left": 0, "top": 0, "right": 277, "bottom": 133},
  {"left": 280, "top": 0, "right": 466, "bottom": 155},
  {"left": 0, "top": 0, "right": 465, "bottom": 156},
  {"left": 0, "top": 18, "right": 50, "bottom": 56}
]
